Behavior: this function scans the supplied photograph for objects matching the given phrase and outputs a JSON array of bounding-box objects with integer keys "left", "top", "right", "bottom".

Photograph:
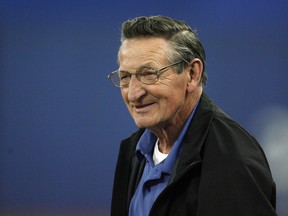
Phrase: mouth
[{"left": 133, "top": 102, "right": 155, "bottom": 112}]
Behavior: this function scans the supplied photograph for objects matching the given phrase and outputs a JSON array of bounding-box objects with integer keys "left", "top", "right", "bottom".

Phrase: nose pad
[{"left": 127, "top": 75, "right": 146, "bottom": 102}]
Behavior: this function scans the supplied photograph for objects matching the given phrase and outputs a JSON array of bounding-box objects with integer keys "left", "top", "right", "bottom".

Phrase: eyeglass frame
[{"left": 107, "top": 60, "right": 189, "bottom": 87}]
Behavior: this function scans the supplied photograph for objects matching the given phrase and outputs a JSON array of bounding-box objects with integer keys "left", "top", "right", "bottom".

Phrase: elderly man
[{"left": 108, "top": 15, "right": 277, "bottom": 216}]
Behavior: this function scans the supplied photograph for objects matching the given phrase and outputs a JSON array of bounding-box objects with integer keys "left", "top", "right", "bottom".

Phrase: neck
[{"left": 151, "top": 87, "right": 202, "bottom": 154}]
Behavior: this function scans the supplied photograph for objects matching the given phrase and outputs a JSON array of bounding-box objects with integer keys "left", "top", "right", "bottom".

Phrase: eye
[
  {"left": 119, "top": 72, "right": 131, "bottom": 81},
  {"left": 139, "top": 69, "right": 157, "bottom": 81}
]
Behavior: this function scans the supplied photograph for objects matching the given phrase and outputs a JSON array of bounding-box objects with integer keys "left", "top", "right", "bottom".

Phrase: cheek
[
  {"left": 168, "top": 80, "right": 187, "bottom": 98},
  {"left": 120, "top": 90, "right": 131, "bottom": 111},
  {"left": 160, "top": 88, "right": 186, "bottom": 110},
  {"left": 120, "top": 89, "right": 128, "bottom": 102},
  {"left": 170, "top": 85, "right": 188, "bottom": 105}
]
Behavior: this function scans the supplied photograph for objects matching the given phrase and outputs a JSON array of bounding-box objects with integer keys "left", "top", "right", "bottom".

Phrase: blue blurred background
[{"left": 1, "top": 0, "right": 287, "bottom": 215}]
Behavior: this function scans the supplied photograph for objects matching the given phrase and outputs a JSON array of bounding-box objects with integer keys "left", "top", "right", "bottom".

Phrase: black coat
[{"left": 111, "top": 93, "right": 277, "bottom": 216}]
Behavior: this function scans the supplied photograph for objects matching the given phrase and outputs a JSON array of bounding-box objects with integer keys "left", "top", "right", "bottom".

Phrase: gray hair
[{"left": 120, "top": 15, "right": 207, "bottom": 85}]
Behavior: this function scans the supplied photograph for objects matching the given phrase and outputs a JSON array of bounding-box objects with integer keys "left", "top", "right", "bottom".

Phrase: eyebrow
[{"left": 118, "top": 65, "right": 157, "bottom": 73}]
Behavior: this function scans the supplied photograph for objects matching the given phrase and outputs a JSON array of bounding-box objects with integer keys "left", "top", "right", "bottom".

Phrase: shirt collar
[{"left": 136, "top": 129, "right": 157, "bottom": 162}]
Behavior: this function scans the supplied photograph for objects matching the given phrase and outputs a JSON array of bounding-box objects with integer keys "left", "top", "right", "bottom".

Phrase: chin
[
  {"left": 134, "top": 119, "right": 155, "bottom": 129},
  {"left": 134, "top": 122, "right": 150, "bottom": 129}
]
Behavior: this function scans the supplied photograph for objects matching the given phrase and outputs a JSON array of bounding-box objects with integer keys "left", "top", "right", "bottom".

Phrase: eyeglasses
[{"left": 108, "top": 60, "right": 184, "bottom": 87}]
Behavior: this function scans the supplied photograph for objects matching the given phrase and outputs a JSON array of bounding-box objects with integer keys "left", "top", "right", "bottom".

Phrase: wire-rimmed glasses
[{"left": 107, "top": 60, "right": 185, "bottom": 87}]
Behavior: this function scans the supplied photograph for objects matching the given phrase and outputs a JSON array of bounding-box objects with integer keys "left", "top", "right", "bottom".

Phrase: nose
[{"left": 127, "top": 75, "right": 146, "bottom": 102}]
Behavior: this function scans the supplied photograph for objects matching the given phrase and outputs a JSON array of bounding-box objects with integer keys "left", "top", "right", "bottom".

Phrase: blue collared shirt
[{"left": 129, "top": 102, "right": 199, "bottom": 216}]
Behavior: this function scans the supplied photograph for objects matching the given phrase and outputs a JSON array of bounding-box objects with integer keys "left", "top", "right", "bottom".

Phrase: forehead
[{"left": 118, "top": 37, "right": 171, "bottom": 69}]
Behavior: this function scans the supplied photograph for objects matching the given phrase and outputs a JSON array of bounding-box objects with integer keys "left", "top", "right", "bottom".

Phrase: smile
[{"left": 133, "top": 103, "right": 155, "bottom": 113}]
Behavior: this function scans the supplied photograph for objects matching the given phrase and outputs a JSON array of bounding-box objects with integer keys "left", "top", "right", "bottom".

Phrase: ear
[{"left": 186, "top": 58, "right": 203, "bottom": 92}]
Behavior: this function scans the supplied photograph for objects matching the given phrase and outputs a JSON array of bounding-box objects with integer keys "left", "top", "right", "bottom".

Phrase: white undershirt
[{"left": 153, "top": 139, "right": 168, "bottom": 165}]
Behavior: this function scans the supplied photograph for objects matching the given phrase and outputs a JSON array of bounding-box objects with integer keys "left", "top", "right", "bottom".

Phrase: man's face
[{"left": 118, "top": 37, "right": 194, "bottom": 130}]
